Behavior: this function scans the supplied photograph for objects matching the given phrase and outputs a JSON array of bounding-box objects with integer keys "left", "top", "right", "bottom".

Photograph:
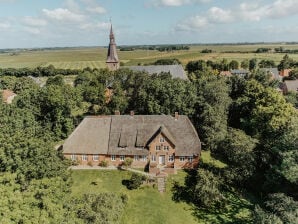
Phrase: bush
[
  {"left": 122, "top": 158, "right": 133, "bottom": 168},
  {"left": 87, "top": 161, "right": 93, "bottom": 167},
  {"left": 127, "top": 173, "right": 146, "bottom": 190},
  {"left": 99, "top": 160, "right": 108, "bottom": 167}
]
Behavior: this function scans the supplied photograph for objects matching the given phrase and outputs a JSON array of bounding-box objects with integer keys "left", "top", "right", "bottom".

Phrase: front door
[{"left": 159, "top": 155, "right": 165, "bottom": 165}]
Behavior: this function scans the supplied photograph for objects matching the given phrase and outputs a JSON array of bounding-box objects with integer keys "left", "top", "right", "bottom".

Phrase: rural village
[{"left": 0, "top": 0, "right": 298, "bottom": 223}]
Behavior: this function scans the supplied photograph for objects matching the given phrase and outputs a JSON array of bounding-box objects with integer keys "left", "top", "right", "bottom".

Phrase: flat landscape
[{"left": 1, "top": 44, "right": 298, "bottom": 69}]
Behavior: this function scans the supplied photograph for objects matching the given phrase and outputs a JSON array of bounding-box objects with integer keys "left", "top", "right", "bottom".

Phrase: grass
[
  {"left": 201, "top": 150, "right": 227, "bottom": 168},
  {"left": 71, "top": 168, "right": 253, "bottom": 223},
  {"left": 1, "top": 44, "right": 298, "bottom": 69}
]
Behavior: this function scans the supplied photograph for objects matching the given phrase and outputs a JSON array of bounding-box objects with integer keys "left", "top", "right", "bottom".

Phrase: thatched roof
[
  {"left": 63, "top": 115, "right": 201, "bottom": 156},
  {"left": 284, "top": 80, "right": 298, "bottom": 93},
  {"left": 129, "top": 65, "right": 189, "bottom": 80}
]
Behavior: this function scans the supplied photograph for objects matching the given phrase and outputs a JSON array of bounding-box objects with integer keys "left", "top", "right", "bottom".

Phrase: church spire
[{"left": 106, "top": 22, "right": 119, "bottom": 71}]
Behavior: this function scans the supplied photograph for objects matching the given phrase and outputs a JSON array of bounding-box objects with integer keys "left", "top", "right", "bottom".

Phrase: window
[
  {"left": 168, "top": 155, "right": 174, "bottom": 162},
  {"left": 120, "top": 155, "right": 125, "bottom": 161},
  {"left": 141, "top": 155, "right": 147, "bottom": 161},
  {"left": 188, "top": 156, "right": 193, "bottom": 162},
  {"left": 151, "top": 155, "right": 156, "bottom": 162},
  {"left": 93, "top": 155, "right": 99, "bottom": 161},
  {"left": 111, "top": 155, "right": 116, "bottom": 161},
  {"left": 179, "top": 156, "right": 185, "bottom": 162},
  {"left": 164, "top": 146, "right": 169, "bottom": 151},
  {"left": 160, "top": 137, "right": 165, "bottom": 143},
  {"left": 70, "top": 154, "right": 77, "bottom": 161},
  {"left": 82, "top": 154, "right": 88, "bottom": 161},
  {"left": 134, "top": 155, "right": 139, "bottom": 161},
  {"left": 155, "top": 145, "right": 161, "bottom": 151}
]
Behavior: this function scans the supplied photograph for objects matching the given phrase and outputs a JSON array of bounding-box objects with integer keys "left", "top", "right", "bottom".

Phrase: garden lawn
[{"left": 71, "top": 169, "right": 253, "bottom": 224}]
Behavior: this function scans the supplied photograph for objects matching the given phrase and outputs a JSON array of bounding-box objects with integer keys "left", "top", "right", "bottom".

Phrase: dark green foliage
[
  {"left": 152, "top": 58, "right": 181, "bottom": 65},
  {"left": 46, "top": 75, "right": 65, "bottom": 86},
  {"left": 126, "top": 173, "right": 146, "bottom": 190},
  {"left": 258, "top": 59, "right": 276, "bottom": 68},
  {"left": 201, "top": 49, "right": 213, "bottom": 53},
  {"left": 229, "top": 60, "right": 239, "bottom": 69},
  {"left": 249, "top": 58, "right": 257, "bottom": 71},
  {"left": 72, "top": 193, "right": 127, "bottom": 224},
  {"left": 278, "top": 54, "right": 295, "bottom": 71},
  {"left": 255, "top": 48, "right": 272, "bottom": 53}
]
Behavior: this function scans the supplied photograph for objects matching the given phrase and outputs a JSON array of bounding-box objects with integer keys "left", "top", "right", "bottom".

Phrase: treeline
[{"left": 119, "top": 45, "right": 189, "bottom": 52}]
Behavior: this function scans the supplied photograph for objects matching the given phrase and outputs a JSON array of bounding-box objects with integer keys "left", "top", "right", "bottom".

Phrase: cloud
[
  {"left": 23, "top": 26, "right": 41, "bottom": 34},
  {"left": 64, "top": 0, "right": 81, "bottom": 13},
  {"left": 176, "top": 0, "right": 298, "bottom": 31},
  {"left": 151, "top": 0, "right": 211, "bottom": 7},
  {"left": 42, "top": 8, "right": 85, "bottom": 22},
  {"left": 22, "top": 17, "right": 47, "bottom": 27},
  {"left": 86, "top": 6, "right": 106, "bottom": 14},
  {"left": 0, "top": 21, "right": 10, "bottom": 29},
  {"left": 80, "top": 21, "right": 109, "bottom": 30}
]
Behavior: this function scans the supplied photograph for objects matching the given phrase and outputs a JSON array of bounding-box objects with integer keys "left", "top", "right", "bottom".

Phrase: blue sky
[{"left": 0, "top": 0, "right": 298, "bottom": 48}]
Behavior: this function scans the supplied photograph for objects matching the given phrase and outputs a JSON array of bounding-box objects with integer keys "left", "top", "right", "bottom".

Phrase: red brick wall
[{"left": 64, "top": 154, "right": 106, "bottom": 166}]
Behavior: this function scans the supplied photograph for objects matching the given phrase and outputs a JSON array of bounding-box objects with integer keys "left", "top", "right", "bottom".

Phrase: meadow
[{"left": 1, "top": 44, "right": 298, "bottom": 69}]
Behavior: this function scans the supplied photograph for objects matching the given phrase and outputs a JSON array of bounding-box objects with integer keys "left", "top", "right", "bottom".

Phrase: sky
[{"left": 0, "top": 0, "right": 298, "bottom": 48}]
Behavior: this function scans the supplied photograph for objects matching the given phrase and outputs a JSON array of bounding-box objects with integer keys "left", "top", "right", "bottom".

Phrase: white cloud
[
  {"left": 80, "top": 21, "right": 109, "bottom": 30},
  {"left": 152, "top": 0, "right": 211, "bottom": 7},
  {"left": 42, "top": 8, "right": 85, "bottom": 22},
  {"left": 64, "top": 0, "right": 81, "bottom": 13},
  {"left": 22, "top": 17, "right": 47, "bottom": 27},
  {"left": 0, "top": 21, "right": 10, "bottom": 29},
  {"left": 86, "top": 6, "right": 106, "bottom": 14},
  {"left": 23, "top": 26, "right": 41, "bottom": 34},
  {"left": 176, "top": 0, "right": 298, "bottom": 31}
]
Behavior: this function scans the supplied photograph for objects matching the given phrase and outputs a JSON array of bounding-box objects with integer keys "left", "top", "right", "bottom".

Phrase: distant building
[
  {"left": 279, "top": 69, "right": 292, "bottom": 77},
  {"left": 1, "top": 89, "right": 17, "bottom": 104},
  {"left": 261, "top": 68, "right": 282, "bottom": 81},
  {"left": 106, "top": 24, "right": 120, "bottom": 71},
  {"left": 281, "top": 80, "right": 298, "bottom": 94},
  {"left": 230, "top": 69, "right": 249, "bottom": 77},
  {"left": 219, "top": 71, "right": 232, "bottom": 77},
  {"left": 129, "top": 65, "right": 189, "bottom": 80},
  {"left": 63, "top": 112, "right": 201, "bottom": 174}
]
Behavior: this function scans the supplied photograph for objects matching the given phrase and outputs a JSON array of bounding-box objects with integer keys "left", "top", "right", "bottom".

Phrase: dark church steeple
[{"left": 106, "top": 23, "right": 119, "bottom": 71}]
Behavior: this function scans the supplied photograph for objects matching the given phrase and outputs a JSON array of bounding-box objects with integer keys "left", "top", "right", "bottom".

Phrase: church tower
[{"left": 106, "top": 24, "right": 120, "bottom": 71}]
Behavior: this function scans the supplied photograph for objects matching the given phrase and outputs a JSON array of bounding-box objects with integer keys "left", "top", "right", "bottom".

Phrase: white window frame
[
  {"left": 151, "top": 155, "right": 156, "bottom": 162},
  {"left": 71, "top": 154, "right": 77, "bottom": 161},
  {"left": 93, "top": 155, "right": 99, "bottom": 161},
  {"left": 82, "top": 154, "right": 88, "bottom": 161},
  {"left": 160, "top": 137, "right": 165, "bottom": 143},
  {"left": 179, "top": 156, "right": 185, "bottom": 162},
  {"left": 188, "top": 156, "right": 193, "bottom": 162},
  {"left": 164, "top": 146, "right": 169, "bottom": 151},
  {"left": 111, "top": 155, "right": 116, "bottom": 161},
  {"left": 134, "top": 155, "right": 139, "bottom": 161},
  {"left": 155, "top": 145, "right": 161, "bottom": 151},
  {"left": 168, "top": 155, "right": 174, "bottom": 162},
  {"left": 120, "top": 155, "right": 125, "bottom": 161},
  {"left": 141, "top": 155, "right": 147, "bottom": 161}
]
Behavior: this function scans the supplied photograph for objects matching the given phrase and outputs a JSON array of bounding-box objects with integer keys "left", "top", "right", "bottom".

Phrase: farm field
[
  {"left": 71, "top": 151, "right": 253, "bottom": 224},
  {"left": 1, "top": 44, "right": 298, "bottom": 69}
]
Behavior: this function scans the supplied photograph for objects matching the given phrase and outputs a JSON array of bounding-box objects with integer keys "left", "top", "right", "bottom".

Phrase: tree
[
  {"left": 229, "top": 60, "right": 239, "bottom": 70},
  {"left": 258, "top": 59, "right": 276, "bottom": 68},
  {"left": 249, "top": 58, "right": 257, "bottom": 71},
  {"left": 152, "top": 58, "right": 181, "bottom": 65},
  {"left": 278, "top": 54, "right": 295, "bottom": 71},
  {"left": 126, "top": 173, "right": 146, "bottom": 190},
  {"left": 241, "top": 59, "right": 249, "bottom": 69},
  {"left": 193, "top": 169, "right": 225, "bottom": 208}
]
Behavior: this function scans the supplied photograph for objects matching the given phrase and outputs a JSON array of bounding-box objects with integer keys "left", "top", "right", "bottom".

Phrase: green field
[{"left": 1, "top": 44, "right": 298, "bottom": 69}]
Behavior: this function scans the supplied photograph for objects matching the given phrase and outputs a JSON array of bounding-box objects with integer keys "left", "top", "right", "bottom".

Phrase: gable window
[
  {"left": 93, "top": 155, "right": 99, "bottom": 161},
  {"left": 82, "top": 154, "right": 88, "bottom": 161},
  {"left": 151, "top": 155, "right": 156, "bottom": 162},
  {"left": 179, "top": 156, "right": 185, "bottom": 162},
  {"left": 168, "top": 155, "right": 174, "bottom": 162},
  {"left": 134, "top": 155, "right": 139, "bottom": 161},
  {"left": 111, "top": 155, "right": 116, "bottom": 161},
  {"left": 160, "top": 137, "right": 165, "bottom": 143},
  {"left": 70, "top": 154, "right": 77, "bottom": 161},
  {"left": 164, "top": 146, "right": 169, "bottom": 151},
  {"left": 155, "top": 146, "right": 161, "bottom": 151},
  {"left": 188, "top": 156, "right": 193, "bottom": 162},
  {"left": 120, "top": 155, "right": 125, "bottom": 161}
]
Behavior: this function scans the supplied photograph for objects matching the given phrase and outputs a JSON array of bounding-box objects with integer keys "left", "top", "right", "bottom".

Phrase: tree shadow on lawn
[{"left": 171, "top": 167, "right": 253, "bottom": 224}]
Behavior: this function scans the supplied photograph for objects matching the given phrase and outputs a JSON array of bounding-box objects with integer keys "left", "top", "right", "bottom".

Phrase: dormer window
[{"left": 160, "top": 137, "right": 165, "bottom": 143}]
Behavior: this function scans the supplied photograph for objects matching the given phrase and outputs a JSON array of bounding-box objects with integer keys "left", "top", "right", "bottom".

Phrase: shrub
[
  {"left": 122, "top": 158, "right": 133, "bottom": 168},
  {"left": 99, "top": 160, "right": 108, "bottom": 167},
  {"left": 71, "top": 159, "right": 79, "bottom": 166},
  {"left": 127, "top": 173, "right": 146, "bottom": 190},
  {"left": 87, "top": 161, "right": 93, "bottom": 167}
]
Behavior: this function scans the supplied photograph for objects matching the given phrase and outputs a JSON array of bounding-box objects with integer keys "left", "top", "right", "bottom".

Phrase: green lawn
[{"left": 71, "top": 168, "right": 253, "bottom": 224}]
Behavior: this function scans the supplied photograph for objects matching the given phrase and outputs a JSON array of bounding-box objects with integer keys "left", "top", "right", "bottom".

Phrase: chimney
[
  {"left": 115, "top": 110, "right": 120, "bottom": 115},
  {"left": 174, "top": 112, "right": 179, "bottom": 120},
  {"left": 130, "top": 110, "right": 135, "bottom": 116}
]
